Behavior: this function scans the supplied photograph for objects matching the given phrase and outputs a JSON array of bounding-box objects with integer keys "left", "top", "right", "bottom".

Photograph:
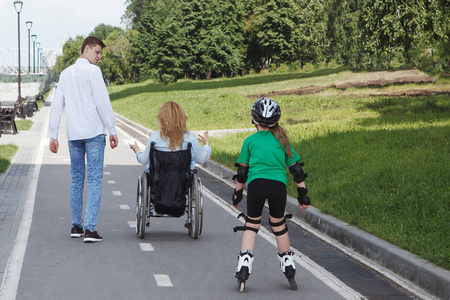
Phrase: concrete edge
[
  {"left": 115, "top": 113, "right": 153, "bottom": 137},
  {"left": 119, "top": 116, "right": 450, "bottom": 300}
]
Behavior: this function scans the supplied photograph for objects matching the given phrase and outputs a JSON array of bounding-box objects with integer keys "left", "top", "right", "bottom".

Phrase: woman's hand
[
  {"left": 198, "top": 130, "right": 209, "bottom": 146},
  {"left": 129, "top": 141, "right": 139, "bottom": 153}
]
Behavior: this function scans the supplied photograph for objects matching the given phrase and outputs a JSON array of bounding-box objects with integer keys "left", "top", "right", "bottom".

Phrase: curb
[{"left": 119, "top": 116, "right": 450, "bottom": 300}]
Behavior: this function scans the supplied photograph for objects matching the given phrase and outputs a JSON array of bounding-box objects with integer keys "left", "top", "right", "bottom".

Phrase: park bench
[
  {"left": 23, "top": 97, "right": 38, "bottom": 118},
  {"left": 1, "top": 102, "right": 19, "bottom": 134}
]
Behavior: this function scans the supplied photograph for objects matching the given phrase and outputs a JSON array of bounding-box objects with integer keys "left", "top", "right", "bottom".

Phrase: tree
[
  {"left": 323, "top": 0, "right": 360, "bottom": 65},
  {"left": 52, "top": 35, "right": 84, "bottom": 80},
  {"left": 244, "top": 0, "right": 303, "bottom": 71},
  {"left": 98, "top": 29, "right": 138, "bottom": 84},
  {"left": 133, "top": 0, "right": 186, "bottom": 83},
  {"left": 90, "top": 23, "right": 124, "bottom": 40}
]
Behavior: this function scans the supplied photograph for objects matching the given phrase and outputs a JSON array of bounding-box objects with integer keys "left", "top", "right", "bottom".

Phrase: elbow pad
[
  {"left": 232, "top": 162, "right": 249, "bottom": 184},
  {"left": 289, "top": 162, "right": 308, "bottom": 183}
]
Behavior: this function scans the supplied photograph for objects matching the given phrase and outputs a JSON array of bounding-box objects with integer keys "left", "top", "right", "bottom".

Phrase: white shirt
[
  {"left": 49, "top": 58, "right": 117, "bottom": 141},
  {"left": 136, "top": 130, "right": 212, "bottom": 170}
]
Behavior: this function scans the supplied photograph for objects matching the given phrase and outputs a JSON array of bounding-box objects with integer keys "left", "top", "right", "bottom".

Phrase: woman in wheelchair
[
  {"left": 129, "top": 101, "right": 211, "bottom": 170},
  {"left": 129, "top": 101, "right": 211, "bottom": 238}
]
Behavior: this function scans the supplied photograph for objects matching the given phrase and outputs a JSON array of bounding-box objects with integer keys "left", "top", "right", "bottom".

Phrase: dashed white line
[
  {"left": 112, "top": 191, "right": 122, "bottom": 196},
  {"left": 104, "top": 171, "right": 111, "bottom": 175},
  {"left": 154, "top": 275, "right": 173, "bottom": 287},
  {"left": 107, "top": 180, "right": 116, "bottom": 184},
  {"left": 127, "top": 221, "right": 136, "bottom": 227},
  {"left": 139, "top": 243, "right": 154, "bottom": 251},
  {"left": 119, "top": 205, "right": 130, "bottom": 210}
]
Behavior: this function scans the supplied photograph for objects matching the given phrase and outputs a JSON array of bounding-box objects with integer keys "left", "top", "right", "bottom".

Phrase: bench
[{"left": 1, "top": 102, "right": 19, "bottom": 134}]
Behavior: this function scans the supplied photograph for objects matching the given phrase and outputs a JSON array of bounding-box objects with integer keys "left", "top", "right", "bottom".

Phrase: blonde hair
[{"left": 157, "top": 101, "right": 188, "bottom": 151}]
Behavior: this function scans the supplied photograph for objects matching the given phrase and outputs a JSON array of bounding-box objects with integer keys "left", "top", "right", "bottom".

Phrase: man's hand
[
  {"left": 110, "top": 134, "right": 119, "bottom": 149},
  {"left": 49, "top": 138, "right": 59, "bottom": 154}
]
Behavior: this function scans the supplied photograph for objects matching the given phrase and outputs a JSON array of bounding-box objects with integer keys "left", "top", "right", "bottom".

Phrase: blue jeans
[{"left": 68, "top": 134, "right": 106, "bottom": 231}]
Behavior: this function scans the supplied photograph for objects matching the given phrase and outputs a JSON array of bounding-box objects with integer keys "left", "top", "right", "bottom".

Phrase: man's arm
[{"left": 48, "top": 81, "right": 65, "bottom": 153}]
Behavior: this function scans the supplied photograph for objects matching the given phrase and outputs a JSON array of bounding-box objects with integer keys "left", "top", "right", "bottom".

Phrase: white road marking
[
  {"left": 104, "top": 171, "right": 111, "bottom": 175},
  {"left": 139, "top": 243, "right": 154, "bottom": 251},
  {"left": 115, "top": 126, "right": 146, "bottom": 149},
  {"left": 107, "top": 180, "right": 116, "bottom": 184},
  {"left": 203, "top": 187, "right": 366, "bottom": 300},
  {"left": 128, "top": 221, "right": 136, "bottom": 227},
  {"left": 119, "top": 205, "right": 130, "bottom": 210},
  {"left": 112, "top": 191, "right": 122, "bottom": 196},
  {"left": 154, "top": 275, "right": 173, "bottom": 287}
]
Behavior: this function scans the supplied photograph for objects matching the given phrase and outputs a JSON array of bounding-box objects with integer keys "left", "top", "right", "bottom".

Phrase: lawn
[
  {"left": 108, "top": 68, "right": 450, "bottom": 270},
  {"left": 0, "top": 144, "right": 19, "bottom": 173}
]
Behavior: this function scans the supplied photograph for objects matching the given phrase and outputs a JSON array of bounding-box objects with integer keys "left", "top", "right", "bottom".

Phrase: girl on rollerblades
[{"left": 231, "top": 98, "right": 311, "bottom": 292}]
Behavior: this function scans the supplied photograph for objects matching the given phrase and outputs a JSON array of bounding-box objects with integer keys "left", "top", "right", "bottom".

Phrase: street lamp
[
  {"left": 31, "top": 34, "right": 36, "bottom": 73},
  {"left": 13, "top": 0, "right": 23, "bottom": 103},
  {"left": 36, "top": 42, "right": 40, "bottom": 73},
  {"left": 39, "top": 50, "right": 43, "bottom": 73},
  {"left": 25, "top": 21, "right": 32, "bottom": 73},
  {"left": 40, "top": 48, "right": 44, "bottom": 73}
]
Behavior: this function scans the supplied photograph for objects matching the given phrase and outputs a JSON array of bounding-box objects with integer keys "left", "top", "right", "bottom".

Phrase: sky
[{"left": 0, "top": 0, "right": 128, "bottom": 51}]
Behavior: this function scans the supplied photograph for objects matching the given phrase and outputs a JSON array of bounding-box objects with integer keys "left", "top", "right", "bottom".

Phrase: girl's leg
[
  {"left": 269, "top": 215, "right": 291, "bottom": 253},
  {"left": 241, "top": 216, "right": 262, "bottom": 252}
]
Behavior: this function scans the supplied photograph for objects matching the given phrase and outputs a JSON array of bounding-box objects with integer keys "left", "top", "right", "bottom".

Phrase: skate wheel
[
  {"left": 239, "top": 281, "right": 245, "bottom": 293},
  {"left": 288, "top": 278, "right": 298, "bottom": 291}
]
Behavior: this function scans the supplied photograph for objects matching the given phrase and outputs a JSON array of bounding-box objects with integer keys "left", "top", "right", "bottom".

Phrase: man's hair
[{"left": 80, "top": 36, "right": 106, "bottom": 54}]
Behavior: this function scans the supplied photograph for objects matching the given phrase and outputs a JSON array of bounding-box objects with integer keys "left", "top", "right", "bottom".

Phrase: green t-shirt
[{"left": 238, "top": 131, "right": 301, "bottom": 185}]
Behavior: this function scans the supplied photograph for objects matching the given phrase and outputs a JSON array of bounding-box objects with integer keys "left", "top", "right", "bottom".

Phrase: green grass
[
  {"left": 109, "top": 67, "right": 450, "bottom": 270},
  {"left": 15, "top": 119, "right": 33, "bottom": 131},
  {"left": 0, "top": 144, "right": 19, "bottom": 173}
]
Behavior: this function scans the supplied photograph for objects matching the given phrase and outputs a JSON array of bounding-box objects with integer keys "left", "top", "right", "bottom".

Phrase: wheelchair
[{"left": 136, "top": 142, "right": 204, "bottom": 239}]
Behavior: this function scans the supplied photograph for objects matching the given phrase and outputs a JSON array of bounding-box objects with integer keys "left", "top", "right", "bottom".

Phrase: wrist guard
[
  {"left": 297, "top": 187, "right": 311, "bottom": 206},
  {"left": 232, "top": 188, "right": 244, "bottom": 206}
]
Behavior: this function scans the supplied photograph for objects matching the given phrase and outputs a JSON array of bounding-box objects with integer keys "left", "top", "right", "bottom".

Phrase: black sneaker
[
  {"left": 83, "top": 230, "right": 103, "bottom": 243},
  {"left": 70, "top": 225, "right": 84, "bottom": 238}
]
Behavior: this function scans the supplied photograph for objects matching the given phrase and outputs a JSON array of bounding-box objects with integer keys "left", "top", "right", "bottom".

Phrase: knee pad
[
  {"left": 289, "top": 162, "right": 308, "bottom": 183},
  {"left": 269, "top": 214, "right": 292, "bottom": 236},
  {"left": 232, "top": 163, "right": 249, "bottom": 184},
  {"left": 233, "top": 212, "right": 261, "bottom": 234}
]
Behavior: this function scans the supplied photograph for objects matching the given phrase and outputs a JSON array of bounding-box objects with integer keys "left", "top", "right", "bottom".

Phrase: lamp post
[
  {"left": 39, "top": 50, "right": 43, "bottom": 73},
  {"left": 25, "top": 21, "right": 32, "bottom": 73},
  {"left": 39, "top": 48, "right": 43, "bottom": 73},
  {"left": 36, "top": 42, "right": 40, "bottom": 73},
  {"left": 31, "top": 34, "right": 36, "bottom": 73},
  {"left": 13, "top": 0, "right": 23, "bottom": 103}
]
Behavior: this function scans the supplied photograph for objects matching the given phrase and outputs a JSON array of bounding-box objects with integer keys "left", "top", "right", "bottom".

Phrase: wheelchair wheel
[
  {"left": 136, "top": 177, "right": 142, "bottom": 235},
  {"left": 136, "top": 174, "right": 148, "bottom": 238},
  {"left": 189, "top": 174, "right": 203, "bottom": 239},
  {"left": 197, "top": 176, "right": 204, "bottom": 235}
]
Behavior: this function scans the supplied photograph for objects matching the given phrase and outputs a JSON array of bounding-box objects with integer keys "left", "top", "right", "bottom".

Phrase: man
[{"left": 49, "top": 36, "right": 119, "bottom": 243}]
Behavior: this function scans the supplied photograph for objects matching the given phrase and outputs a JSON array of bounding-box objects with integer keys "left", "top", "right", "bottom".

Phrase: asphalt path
[{"left": 3, "top": 108, "right": 420, "bottom": 300}]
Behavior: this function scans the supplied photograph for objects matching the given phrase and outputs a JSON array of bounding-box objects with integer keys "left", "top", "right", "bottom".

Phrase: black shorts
[{"left": 247, "top": 178, "right": 287, "bottom": 219}]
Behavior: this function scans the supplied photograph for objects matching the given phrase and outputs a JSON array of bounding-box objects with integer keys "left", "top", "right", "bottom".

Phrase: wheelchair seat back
[{"left": 149, "top": 142, "right": 192, "bottom": 217}]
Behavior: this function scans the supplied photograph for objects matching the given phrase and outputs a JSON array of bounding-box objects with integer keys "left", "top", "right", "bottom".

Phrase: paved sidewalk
[{"left": 0, "top": 100, "right": 50, "bottom": 285}]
